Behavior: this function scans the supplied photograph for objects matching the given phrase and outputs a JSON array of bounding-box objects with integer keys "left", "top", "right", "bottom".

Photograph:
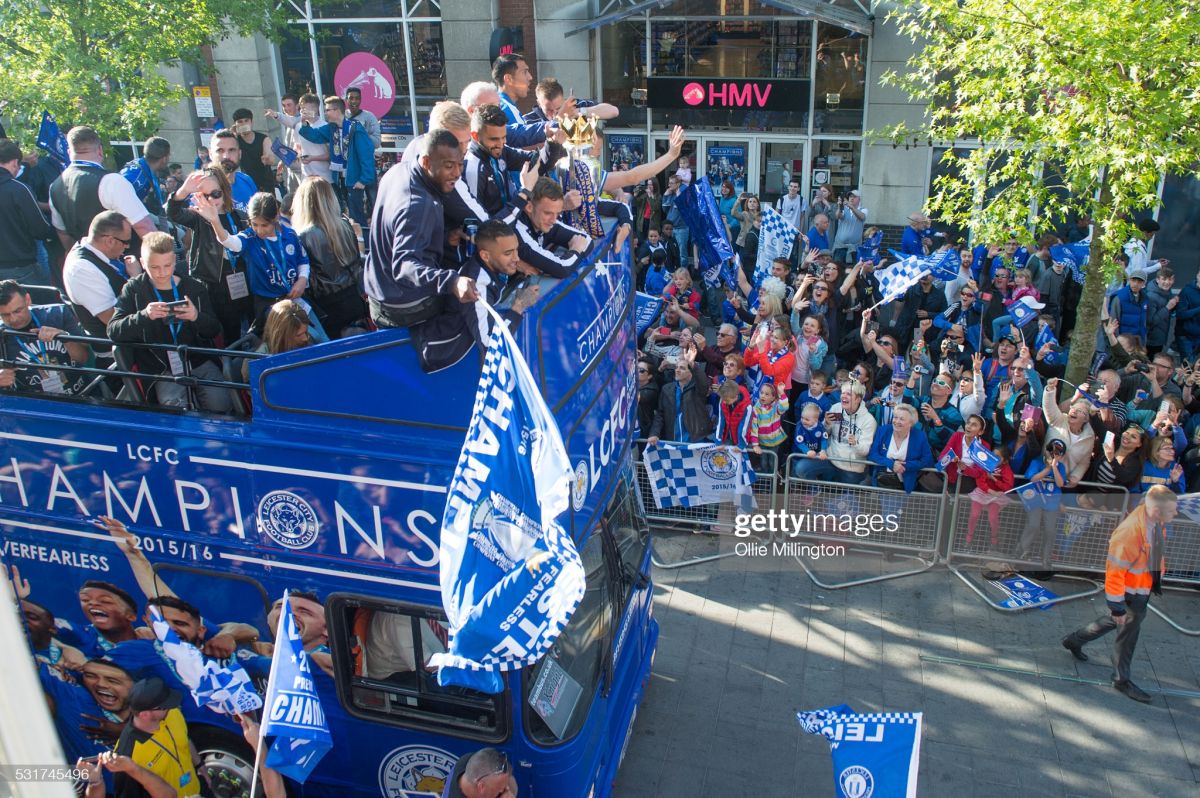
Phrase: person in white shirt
[
  {"left": 63, "top": 211, "right": 142, "bottom": 338},
  {"left": 1123, "top": 217, "right": 1166, "bottom": 278},
  {"left": 48, "top": 126, "right": 155, "bottom": 254},
  {"left": 776, "top": 179, "right": 805, "bottom": 230},
  {"left": 791, "top": 380, "right": 877, "bottom": 484},
  {"left": 264, "top": 94, "right": 333, "bottom": 183}
]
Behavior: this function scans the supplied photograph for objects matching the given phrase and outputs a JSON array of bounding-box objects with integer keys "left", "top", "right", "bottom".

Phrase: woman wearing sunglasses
[
  {"left": 168, "top": 167, "right": 252, "bottom": 345},
  {"left": 917, "top": 373, "right": 963, "bottom": 454}
]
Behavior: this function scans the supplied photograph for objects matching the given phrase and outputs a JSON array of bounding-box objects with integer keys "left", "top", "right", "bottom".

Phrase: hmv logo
[{"left": 682, "top": 81, "right": 774, "bottom": 108}]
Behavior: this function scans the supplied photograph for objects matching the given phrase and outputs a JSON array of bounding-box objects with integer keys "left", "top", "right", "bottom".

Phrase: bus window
[
  {"left": 524, "top": 534, "right": 613, "bottom": 745},
  {"left": 608, "top": 479, "right": 650, "bottom": 606},
  {"left": 328, "top": 597, "right": 505, "bottom": 740}
]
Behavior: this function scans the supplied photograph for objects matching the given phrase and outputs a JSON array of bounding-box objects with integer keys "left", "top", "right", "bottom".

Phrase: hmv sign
[{"left": 646, "top": 77, "right": 808, "bottom": 113}]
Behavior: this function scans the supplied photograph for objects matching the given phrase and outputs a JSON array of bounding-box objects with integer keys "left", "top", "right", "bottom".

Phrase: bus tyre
[{"left": 190, "top": 725, "right": 259, "bottom": 798}]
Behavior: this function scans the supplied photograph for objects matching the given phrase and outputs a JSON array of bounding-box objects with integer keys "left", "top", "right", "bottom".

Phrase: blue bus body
[{"left": 0, "top": 234, "right": 655, "bottom": 798}]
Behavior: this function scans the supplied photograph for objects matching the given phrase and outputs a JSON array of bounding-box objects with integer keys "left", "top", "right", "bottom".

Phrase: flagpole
[{"left": 250, "top": 589, "right": 289, "bottom": 798}]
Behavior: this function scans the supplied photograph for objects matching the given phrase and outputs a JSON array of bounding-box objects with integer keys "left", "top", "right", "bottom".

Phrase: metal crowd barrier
[
  {"left": 780, "top": 455, "right": 948, "bottom": 588},
  {"left": 634, "top": 440, "right": 778, "bottom": 570},
  {"left": 942, "top": 480, "right": 1123, "bottom": 611},
  {"left": 1147, "top": 516, "right": 1200, "bottom": 636}
]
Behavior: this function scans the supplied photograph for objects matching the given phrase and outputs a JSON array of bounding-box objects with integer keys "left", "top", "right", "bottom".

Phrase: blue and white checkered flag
[
  {"left": 874, "top": 256, "right": 930, "bottom": 306},
  {"left": 756, "top": 205, "right": 798, "bottom": 285},
  {"left": 1175, "top": 492, "right": 1200, "bottom": 524},
  {"left": 641, "top": 442, "right": 755, "bottom": 510},
  {"left": 149, "top": 606, "right": 262, "bottom": 716}
]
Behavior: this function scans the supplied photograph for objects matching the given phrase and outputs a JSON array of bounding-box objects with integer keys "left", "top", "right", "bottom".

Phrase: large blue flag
[
  {"left": 874, "top": 256, "right": 929, "bottom": 306},
  {"left": 261, "top": 591, "right": 331, "bottom": 783},
  {"left": 429, "top": 303, "right": 586, "bottom": 694},
  {"left": 36, "top": 111, "right": 69, "bottom": 165},
  {"left": 798, "top": 705, "right": 923, "bottom": 798},
  {"left": 757, "top": 205, "right": 798, "bottom": 284},
  {"left": 1050, "top": 242, "right": 1090, "bottom": 285},
  {"left": 674, "top": 177, "right": 735, "bottom": 287},
  {"left": 148, "top": 606, "right": 262, "bottom": 716},
  {"left": 634, "top": 292, "right": 664, "bottom": 336}
]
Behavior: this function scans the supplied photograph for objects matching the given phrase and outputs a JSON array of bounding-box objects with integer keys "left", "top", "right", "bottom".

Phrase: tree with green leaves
[
  {"left": 881, "top": 0, "right": 1200, "bottom": 382},
  {"left": 0, "top": 0, "right": 298, "bottom": 149}
]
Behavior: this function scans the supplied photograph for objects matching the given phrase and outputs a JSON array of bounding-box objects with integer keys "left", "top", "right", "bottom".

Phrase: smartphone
[
  {"left": 866, "top": 321, "right": 881, "bottom": 336},
  {"left": 1047, "top": 343, "right": 1063, "bottom": 352},
  {"left": 1104, "top": 431, "right": 1116, "bottom": 450},
  {"left": 163, "top": 299, "right": 189, "bottom": 311}
]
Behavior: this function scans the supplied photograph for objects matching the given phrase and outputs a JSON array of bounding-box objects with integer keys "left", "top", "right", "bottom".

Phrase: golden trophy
[{"left": 556, "top": 114, "right": 604, "bottom": 237}]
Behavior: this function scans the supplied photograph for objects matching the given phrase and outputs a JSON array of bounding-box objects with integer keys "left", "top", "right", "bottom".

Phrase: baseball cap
[
  {"left": 847, "top": 189, "right": 861, "bottom": 198},
  {"left": 1128, "top": 268, "right": 1149, "bottom": 282},
  {"left": 129, "top": 677, "right": 183, "bottom": 713}
]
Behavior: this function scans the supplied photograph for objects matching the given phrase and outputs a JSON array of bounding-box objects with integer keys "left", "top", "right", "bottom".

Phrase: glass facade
[
  {"left": 280, "top": 1, "right": 445, "bottom": 158},
  {"left": 600, "top": 7, "right": 867, "bottom": 201}
]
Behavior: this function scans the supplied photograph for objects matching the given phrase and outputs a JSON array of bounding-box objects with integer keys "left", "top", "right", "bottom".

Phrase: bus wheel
[{"left": 191, "top": 726, "right": 258, "bottom": 798}]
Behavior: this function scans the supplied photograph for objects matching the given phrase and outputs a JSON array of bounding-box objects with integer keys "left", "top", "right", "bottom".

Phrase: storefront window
[
  {"left": 315, "top": 0, "right": 440, "bottom": 19},
  {"left": 283, "top": 11, "right": 446, "bottom": 154},
  {"left": 812, "top": 23, "right": 866, "bottom": 135},
  {"left": 811, "top": 140, "right": 860, "bottom": 199},
  {"left": 599, "top": 20, "right": 650, "bottom": 128},
  {"left": 759, "top": 141, "right": 805, "bottom": 206}
]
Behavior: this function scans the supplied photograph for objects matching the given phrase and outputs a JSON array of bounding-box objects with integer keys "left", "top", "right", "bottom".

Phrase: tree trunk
[{"left": 1065, "top": 178, "right": 1113, "bottom": 384}]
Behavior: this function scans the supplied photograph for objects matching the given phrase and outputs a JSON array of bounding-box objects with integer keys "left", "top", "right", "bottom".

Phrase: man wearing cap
[
  {"left": 1108, "top": 269, "right": 1150, "bottom": 343},
  {"left": 1061, "top": 485, "right": 1177, "bottom": 703},
  {"left": 831, "top": 189, "right": 868, "bottom": 265},
  {"left": 901, "top": 212, "right": 931, "bottom": 257},
  {"left": 107, "top": 677, "right": 202, "bottom": 798}
]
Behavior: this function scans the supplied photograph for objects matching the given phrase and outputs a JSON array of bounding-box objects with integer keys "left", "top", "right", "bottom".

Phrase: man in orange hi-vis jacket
[{"left": 1061, "top": 485, "right": 1177, "bottom": 703}]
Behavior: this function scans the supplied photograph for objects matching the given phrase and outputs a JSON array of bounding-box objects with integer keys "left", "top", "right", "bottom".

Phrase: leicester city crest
[
  {"left": 700, "top": 447, "right": 739, "bottom": 481},
  {"left": 257, "top": 490, "right": 320, "bottom": 549},
  {"left": 839, "top": 765, "right": 875, "bottom": 798}
]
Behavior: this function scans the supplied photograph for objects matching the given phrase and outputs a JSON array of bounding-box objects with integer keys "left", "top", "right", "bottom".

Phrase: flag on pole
[
  {"left": 36, "top": 111, "right": 69, "bottom": 165},
  {"left": 673, "top": 177, "right": 735, "bottom": 287},
  {"left": 874, "top": 257, "right": 930, "bottom": 306},
  {"left": 429, "top": 303, "right": 586, "bottom": 694},
  {"left": 757, "top": 205, "right": 798, "bottom": 284},
  {"left": 963, "top": 438, "right": 1001, "bottom": 473},
  {"left": 797, "top": 705, "right": 924, "bottom": 798},
  {"left": 634, "top": 292, "right": 664, "bottom": 336},
  {"left": 261, "top": 591, "right": 332, "bottom": 783},
  {"left": 890, "top": 248, "right": 959, "bottom": 281},
  {"left": 856, "top": 229, "right": 883, "bottom": 265},
  {"left": 148, "top": 607, "right": 262, "bottom": 716},
  {"left": 1009, "top": 296, "right": 1045, "bottom": 328}
]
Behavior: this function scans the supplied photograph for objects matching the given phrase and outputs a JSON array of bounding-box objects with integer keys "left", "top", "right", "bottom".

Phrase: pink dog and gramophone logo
[{"left": 334, "top": 52, "right": 396, "bottom": 118}]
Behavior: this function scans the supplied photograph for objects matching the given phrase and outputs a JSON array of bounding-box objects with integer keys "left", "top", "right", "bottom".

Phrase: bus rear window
[{"left": 327, "top": 596, "right": 507, "bottom": 741}]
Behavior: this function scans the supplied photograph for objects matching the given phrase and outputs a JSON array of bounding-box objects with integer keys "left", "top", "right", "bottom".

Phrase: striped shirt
[{"left": 749, "top": 401, "right": 787, "bottom": 448}]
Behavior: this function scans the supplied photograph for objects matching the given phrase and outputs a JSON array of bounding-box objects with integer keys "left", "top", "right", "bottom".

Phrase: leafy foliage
[
  {"left": 0, "top": 0, "right": 299, "bottom": 145},
  {"left": 880, "top": 0, "right": 1200, "bottom": 379}
]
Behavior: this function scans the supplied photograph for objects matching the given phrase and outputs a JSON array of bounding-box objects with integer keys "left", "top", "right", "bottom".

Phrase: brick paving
[{"left": 614, "top": 534, "right": 1200, "bottom": 797}]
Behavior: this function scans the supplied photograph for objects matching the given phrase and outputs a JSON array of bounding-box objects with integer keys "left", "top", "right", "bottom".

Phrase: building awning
[
  {"left": 565, "top": 0, "right": 673, "bottom": 37},
  {"left": 567, "top": 0, "right": 873, "bottom": 38},
  {"left": 760, "top": 0, "right": 873, "bottom": 36}
]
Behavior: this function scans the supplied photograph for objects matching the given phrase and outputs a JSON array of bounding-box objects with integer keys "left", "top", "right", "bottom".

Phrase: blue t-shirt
[
  {"left": 233, "top": 225, "right": 310, "bottom": 298},
  {"left": 644, "top": 266, "right": 670, "bottom": 296},
  {"left": 806, "top": 227, "right": 830, "bottom": 251},
  {"left": 797, "top": 389, "right": 834, "bottom": 415},
  {"left": 37, "top": 663, "right": 110, "bottom": 766},
  {"left": 230, "top": 171, "right": 258, "bottom": 211},
  {"left": 1023, "top": 458, "right": 1067, "bottom": 510}
]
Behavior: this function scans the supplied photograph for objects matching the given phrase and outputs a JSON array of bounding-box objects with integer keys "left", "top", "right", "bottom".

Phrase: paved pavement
[{"left": 613, "top": 533, "right": 1200, "bottom": 797}]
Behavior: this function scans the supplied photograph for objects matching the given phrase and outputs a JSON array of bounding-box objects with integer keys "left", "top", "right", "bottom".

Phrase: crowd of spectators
[{"left": 635, "top": 179, "right": 1198, "bottom": 540}]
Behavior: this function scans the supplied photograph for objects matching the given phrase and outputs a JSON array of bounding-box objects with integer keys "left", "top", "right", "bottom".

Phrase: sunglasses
[
  {"left": 880, "top": 340, "right": 896, "bottom": 348},
  {"left": 637, "top": 368, "right": 650, "bottom": 374},
  {"left": 477, "top": 752, "right": 510, "bottom": 782},
  {"left": 108, "top": 233, "right": 131, "bottom": 245},
  {"left": 200, "top": 189, "right": 224, "bottom": 201},
  {"left": 891, "top": 381, "right": 907, "bottom": 388},
  {"left": 933, "top": 379, "right": 950, "bottom": 387},
  {"left": 814, "top": 285, "right": 828, "bottom": 291}
]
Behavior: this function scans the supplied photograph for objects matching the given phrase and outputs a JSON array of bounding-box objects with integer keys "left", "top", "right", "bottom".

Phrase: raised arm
[{"left": 603, "top": 126, "right": 686, "bottom": 191}]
